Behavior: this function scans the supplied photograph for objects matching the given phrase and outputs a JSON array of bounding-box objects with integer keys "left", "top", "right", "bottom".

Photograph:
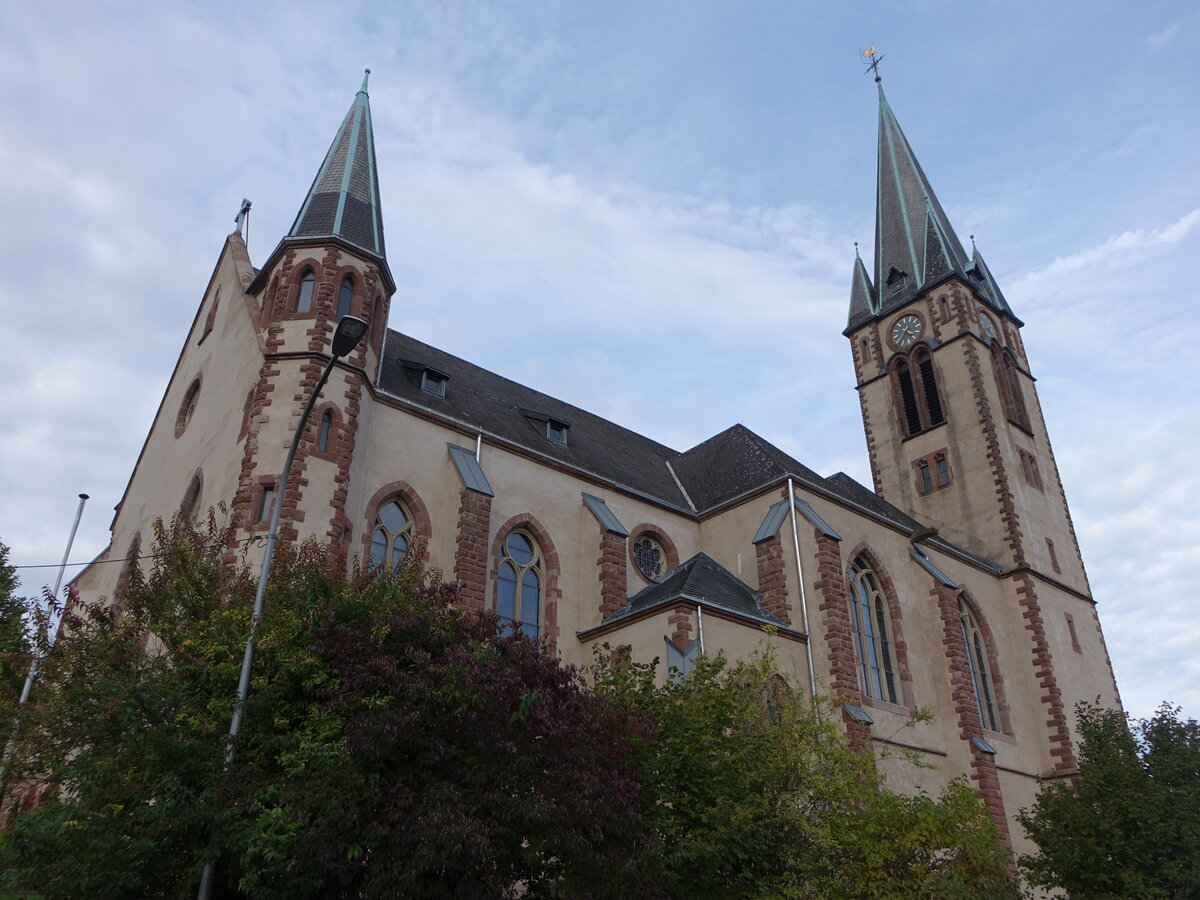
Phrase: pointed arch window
[
  {"left": 959, "top": 599, "right": 999, "bottom": 731},
  {"left": 181, "top": 470, "right": 203, "bottom": 520},
  {"left": 849, "top": 557, "right": 898, "bottom": 703},
  {"left": 497, "top": 531, "right": 543, "bottom": 639},
  {"left": 337, "top": 275, "right": 354, "bottom": 319},
  {"left": 992, "top": 345, "right": 1031, "bottom": 431},
  {"left": 295, "top": 269, "right": 315, "bottom": 314},
  {"left": 370, "top": 499, "right": 413, "bottom": 570},
  {"left": 892, "top": 348, "right": 945, "bottom": 437},
  {"left": 317, "top": 409, "right": 333, "bottom": 453}
]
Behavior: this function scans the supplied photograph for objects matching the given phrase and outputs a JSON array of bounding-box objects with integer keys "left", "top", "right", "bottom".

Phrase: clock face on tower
[{"left": 890, "top": 314, "right": 923, "bottom": 349}]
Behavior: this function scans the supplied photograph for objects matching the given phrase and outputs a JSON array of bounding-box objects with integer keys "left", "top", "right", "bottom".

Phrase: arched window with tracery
[
  {"left": 336, "top": 275, "right": 354, "bottom": 319},
  {"left": 370, "top": 499, "right": 414, "bottom": 570},
  {"left": 497, "top": 531, "right": 543, "bottom": 639},
  {"left": 891, "top": 347, "right": 945, "bottom": 437},
  {"left": 294, "top": 268, "right": 315, "bottom": 314},
  {"left": 848, "top": 556, "right": 899, "bottom": 703},
  {"left": 959, "top": 598, "right": 999, "bottom": 731}
]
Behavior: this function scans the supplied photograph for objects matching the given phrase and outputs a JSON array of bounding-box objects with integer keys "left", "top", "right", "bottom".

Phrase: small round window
[{"left": 633, "top": 535, "right": 666, "bottom": 582}]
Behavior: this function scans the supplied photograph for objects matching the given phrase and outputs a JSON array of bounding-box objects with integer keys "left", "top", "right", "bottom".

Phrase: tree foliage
[
  {"left": 0, "top": 541, "right": 33, "bottom": 735},
  {"left": 1018, "top": 702, "right": 1200, "bottom": 899},
  {"left": 594, "top": 648, "right": 1017, "bottom": 899},
  {"left": 0, "top": 517, "right": 1016, "bottom": 898},
  {"left": 0, "top": 517, "right": 648, "bottom": 898}
]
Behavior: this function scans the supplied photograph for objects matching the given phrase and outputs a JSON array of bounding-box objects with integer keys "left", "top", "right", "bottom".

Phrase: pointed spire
[
  {"left": 847, "top": 242, "right": 876, "bottom": 330},
  {"left": 289, "top": 69, "right": 385, "bottom": 260},
  {"left": 964, "top": 245, "right": 1019, "bottom": 321},
  {"left": 872, "top": 82, "right": 968, "bottom": 313}
]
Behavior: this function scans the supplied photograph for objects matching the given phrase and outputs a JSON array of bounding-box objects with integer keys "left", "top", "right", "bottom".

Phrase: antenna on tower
[{"left": 861, "top": 44, "right": 884, "bottom": 82}]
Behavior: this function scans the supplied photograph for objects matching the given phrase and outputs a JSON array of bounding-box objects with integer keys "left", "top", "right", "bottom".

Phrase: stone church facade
[{"left": 74, "top": 71, "right": 1122, "bottom": 855}]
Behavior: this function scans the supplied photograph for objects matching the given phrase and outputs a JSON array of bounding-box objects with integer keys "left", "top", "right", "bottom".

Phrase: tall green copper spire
[
  {"left": 873, "top": 82, "right": 966, "bottom": 305},
  {"left": 289, "top": 69, "right": 385, "bottom": 260},
  {"left": 847, "top": 79, "right": 1015, "bottom": 330}
]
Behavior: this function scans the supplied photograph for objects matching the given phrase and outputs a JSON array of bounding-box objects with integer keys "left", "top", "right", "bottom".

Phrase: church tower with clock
[
  {"left": 846, "top": 78, "right": 1087, "bottom": 597},
  {"left": 845, "top": 77, "right": 1105, "bottom": 778}
]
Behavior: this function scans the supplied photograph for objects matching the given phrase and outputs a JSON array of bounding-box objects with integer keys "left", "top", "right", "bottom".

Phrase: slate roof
[
  {"left": 604, "top": 553, "right": 784, "bottom": 626},
  {"left": 381, "top": 330, "right": 843, "bottom": 515},
  {"left": 379, "top": 331, "right": 686, "bottom": 505},
  {"left": 289, "top": 71, "right": 386, "bottom": 260}
]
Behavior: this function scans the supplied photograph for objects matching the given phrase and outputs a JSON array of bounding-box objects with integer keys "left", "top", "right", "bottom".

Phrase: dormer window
[
  {"left": 885, "top": 266, "right": 909, "bottom": 297},
  {"left": 420, "top": 369, "right": 448, "bottom": 397},
  {"left": 546, "top": 419, "right": 569, "bottom": 445}
]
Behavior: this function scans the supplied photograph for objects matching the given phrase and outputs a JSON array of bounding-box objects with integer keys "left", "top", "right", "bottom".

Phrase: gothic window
[
  {"left": 337, "top": 275, "right": 354, "bottom": 319},
  {"left": 370, "top": 499, "right": 414, "bottom": 570},
  {"left": 935, "top": 453, "right": 951, "bottom": 487},
  {"left": 317, "top": 409, "right": 333, "bottom": 453},
  {"left": 294, "top": 269, "right": 316, "bottom": 313},
  {"left": 959, "top": 599, "right": 999, "bottom": 731},
  {"left": 199, "top": 288, "right": 220, "bottom": 343},
  {"left": 992, "top": 345, "right": 1031, "bottom": 431},
  {"left": 1018, "top": 448, "right": 1043, "bottom": 491},
  {"left": 497, "top": 530, "right": 543, "bottom": 639},
  {"left": 892, "top": 348, "right": 945, "bottom": 437},
  {"left": 632, "top": 534, "right": 666, "bottom": 582},
  {"left": 175, "top": 376, "right": 201, "bottom": 438},
  {"left": 181, "top": 470, "right": 203, "bottom": 520},
  {"left": 849, "top": 557, "right": 898, "bottom": 704}
]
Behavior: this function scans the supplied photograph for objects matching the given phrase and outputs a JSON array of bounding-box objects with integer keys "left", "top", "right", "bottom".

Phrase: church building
[{"left": 73, "top": 70, "right": 1123, "bottom": 853}]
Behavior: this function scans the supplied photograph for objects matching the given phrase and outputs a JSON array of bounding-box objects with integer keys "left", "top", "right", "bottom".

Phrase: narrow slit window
[
  {"left": 258, "top": 484, "right": 275, "bottom": 524},
  {"left": 935, "top": 455, "right": 950, "bottom": 486},
  {"left": 317, "top": 410, "right": 333, "bottom": 453},
  {"left": 337, "top": 276, "right": 354, "bottom": 319},
  {"left": 295, "top": 270, "right": 315, "bottom": 313},
  {"left": 918, "top": 462, "right": 933, "bottom": 493}
]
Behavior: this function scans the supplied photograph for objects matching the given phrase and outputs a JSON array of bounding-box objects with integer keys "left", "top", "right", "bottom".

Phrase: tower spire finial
[
  {"left": 360, "top": 68, "right": 371, "bottom": 94},
  {"left": 861, "top": 43, "right": 884, "bottom": 83}
]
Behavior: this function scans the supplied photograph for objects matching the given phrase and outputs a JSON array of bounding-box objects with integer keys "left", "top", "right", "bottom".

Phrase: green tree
[
  {"left": 0, "top": 516, "right": 648, "bottom": 898},
  {"left": 0, "top": 541, "right": 33, "bottom": 738},
  {"left": 1018, "top": 702, "right": 1200, "bottom": 899},
  {"left": 593, "top": 647, "right": 1017, "bottom": 899}
]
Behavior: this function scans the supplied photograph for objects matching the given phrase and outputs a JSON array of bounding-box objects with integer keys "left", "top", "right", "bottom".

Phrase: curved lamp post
[{"left": 198, "top": 315, "right": 368, "bottom": 899}]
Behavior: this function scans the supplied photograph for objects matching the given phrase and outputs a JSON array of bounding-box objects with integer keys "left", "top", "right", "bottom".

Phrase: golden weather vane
[{"left": 861, "top": 43, "right": 884, "bottom": 82}]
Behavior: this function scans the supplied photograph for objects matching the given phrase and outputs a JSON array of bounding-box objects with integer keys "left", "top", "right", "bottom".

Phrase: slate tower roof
[
  {"left": 847, "top": 79, "right": 1017, "bottom": 331},
  {"left": 289, "top": 69, "right": 386, "bottom": 261}
]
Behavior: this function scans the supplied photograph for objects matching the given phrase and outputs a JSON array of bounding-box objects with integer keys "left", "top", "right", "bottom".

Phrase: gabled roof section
[
  {"left": 669, "top": 424, "right": 826, "bottom": 513},
  {"left": 872, "top": 82, "right": 969, "bottom": 316},
  {"left": 289, "top": 70, "right": 386, "bottom": 260},
  {"left": 605, "top": 553, "right": 784, "bottom": 627}
]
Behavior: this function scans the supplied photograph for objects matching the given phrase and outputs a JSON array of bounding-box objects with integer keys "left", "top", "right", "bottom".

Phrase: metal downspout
[{"left": 787, "top": 478, "right": 818, "bottom": 703}]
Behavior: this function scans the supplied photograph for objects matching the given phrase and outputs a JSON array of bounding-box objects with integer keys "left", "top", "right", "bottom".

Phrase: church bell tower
[{"left": 845, "top": 77, "right": 1088, "bottom": 595}]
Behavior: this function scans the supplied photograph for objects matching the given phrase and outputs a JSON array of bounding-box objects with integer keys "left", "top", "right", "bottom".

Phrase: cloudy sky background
[{"left": 1, "top": 1, "right": 1197, "bottom": 723}]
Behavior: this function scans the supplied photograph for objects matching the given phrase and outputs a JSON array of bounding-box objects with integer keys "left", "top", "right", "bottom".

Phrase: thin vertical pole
[{"left": 0, "top": 492, "right": 89, "bottom": 804}]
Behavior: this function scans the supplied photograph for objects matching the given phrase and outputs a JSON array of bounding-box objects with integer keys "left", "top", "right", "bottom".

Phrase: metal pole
[
  {"left": 0, "top": 492, "right": 89, "bottom": 805},
  {"left": 197, "top": 354, "right": 341, "bottom": 899},
  {"left": 786, "top": 479, "right": 818, "bottom": 708}
]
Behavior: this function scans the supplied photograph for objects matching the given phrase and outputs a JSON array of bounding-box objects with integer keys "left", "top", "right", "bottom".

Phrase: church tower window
[
  {"left": 370, "top": 499, "right": 414, "bottom": 570},
  {"left": 892, "top": 348, "right": 945, "bottom": 437},
  {"left": 849, "top": 557, "right": 898, "bottom": 704},
  {"left": 497, "top": 531, "right": 543, "bottom": 639},
  {"left": 959, "top": 599, "right": 999, "bottom": 731},
  {"left": 317, "top": 409, "right": 333, "bottom": 453},
  {"left": 337, "top": 276, "right": 354, "bottom": 319},
  {"left": 295, "top": 269, "right": 316, "bottom": 313},
  {"left": 175, "top": 377, "right": 201, "bottom": 438},
  {"left": 992, "top": 345, "right": 1031, "bottom": 431}
]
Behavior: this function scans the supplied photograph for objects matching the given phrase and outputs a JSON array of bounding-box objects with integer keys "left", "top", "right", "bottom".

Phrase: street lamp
[{"left": 197, "top": 315, "right": 368, "bottom": 899}]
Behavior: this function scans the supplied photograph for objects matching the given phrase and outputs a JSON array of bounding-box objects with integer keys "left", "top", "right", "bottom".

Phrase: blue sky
[{"left": 1, "top": 1, "right": 1197, "bottom": 724}]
